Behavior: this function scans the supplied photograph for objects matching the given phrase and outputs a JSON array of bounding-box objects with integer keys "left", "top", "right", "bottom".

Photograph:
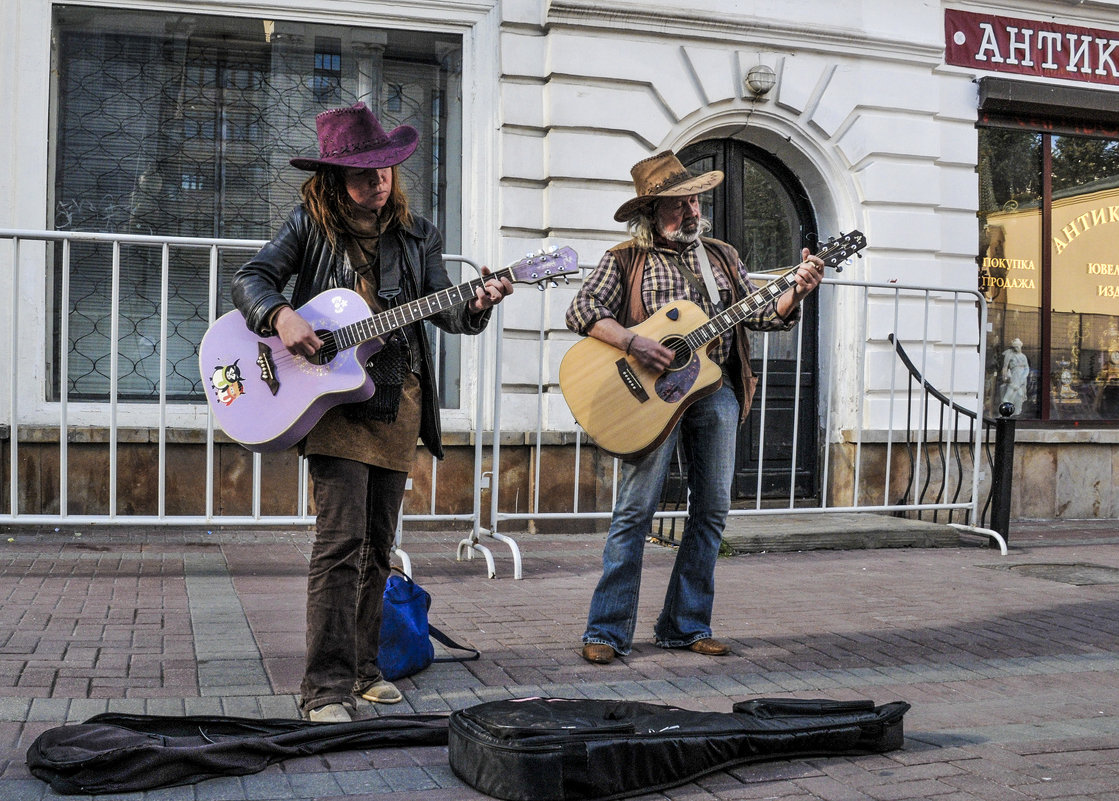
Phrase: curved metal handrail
[
  {"left": 889, "top": 334, "right": 1009, "bottom": 551},
  {"left": 888, "top": 334, "right": 990, "bottom": 423}
]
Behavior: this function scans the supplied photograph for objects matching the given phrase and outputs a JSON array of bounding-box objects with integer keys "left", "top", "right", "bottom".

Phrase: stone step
[{"left": 717, "top": 512, "right": 965, "bottom": 553}]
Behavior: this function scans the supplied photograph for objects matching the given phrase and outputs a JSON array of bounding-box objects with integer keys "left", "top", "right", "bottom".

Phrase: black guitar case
[
  {"left": 26, "top": 712, "right": 449, "bottom": 795},
  {"left": 448, "top": 696, "right": 911, "bottom": 801}
]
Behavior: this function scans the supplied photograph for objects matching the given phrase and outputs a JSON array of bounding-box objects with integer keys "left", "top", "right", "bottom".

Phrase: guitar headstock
[
  {"left": 506, "top": 246, "right": 580, "bottom": 288},
  {"left": 814, "top": 230, "right": 866, "bottom": 273}
]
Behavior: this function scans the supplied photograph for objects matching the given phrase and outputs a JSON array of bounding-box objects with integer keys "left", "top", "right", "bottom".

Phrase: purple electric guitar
[{"left": 200, "top": 246, "right": 578, "bottom": 452}]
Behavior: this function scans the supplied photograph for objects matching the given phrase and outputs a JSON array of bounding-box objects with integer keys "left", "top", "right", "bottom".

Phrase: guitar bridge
[
  {"left": 615, "top": 358, "right": 649, "bottom": 403},
  {"left": 256, "top": 342, "right": 280, "bottom": 396}
]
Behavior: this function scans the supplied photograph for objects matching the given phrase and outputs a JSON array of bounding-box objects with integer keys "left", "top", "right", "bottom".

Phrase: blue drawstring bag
[{"left": 379, "top": 572, "right": 479, "bottom": 681}]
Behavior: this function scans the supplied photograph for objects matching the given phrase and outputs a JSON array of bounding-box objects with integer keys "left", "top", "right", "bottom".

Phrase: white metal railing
[
  {"left": 485, "top": 274, "right": 1000, "bottom": 550},
  {"left": 0, "top": 228, "right": 510, "bottom": 569},
  {"left": 2, "top": 229, "right": 997, "bottom": 575}
]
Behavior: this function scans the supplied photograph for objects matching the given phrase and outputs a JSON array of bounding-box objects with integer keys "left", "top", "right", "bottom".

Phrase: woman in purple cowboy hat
[{"left": 233, "top": 103, "right": 513, "bottom": 722}]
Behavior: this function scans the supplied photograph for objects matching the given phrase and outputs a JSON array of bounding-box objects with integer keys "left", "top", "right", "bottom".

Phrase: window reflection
[
  {"left": 49, "top": 5, "right": 463, "bottom": 403},
  {"left": 979, "top": 128, "right": 1119, "bottom": 422},
  {"left": 1050, "top": 135, "right": 1119, "bottom": 419},
  {"left": 979, "top": 129, "right": 1042, "bottom": 419}
]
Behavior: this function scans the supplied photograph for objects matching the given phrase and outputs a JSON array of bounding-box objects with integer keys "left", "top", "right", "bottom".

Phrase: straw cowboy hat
[
  {"left": 290, "top": 102, "right": 418, "bottom": 171},
  {"left": 613, "top": 150, "right": 724, "bottom": 222}
]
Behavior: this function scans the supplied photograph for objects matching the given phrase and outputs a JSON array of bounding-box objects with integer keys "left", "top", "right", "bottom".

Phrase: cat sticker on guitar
[
  {"left": 558, "top": 232, "right": 866, "bottom": 459},
  {"left": 200, "top": 246, "right": 578, "bottom": 452}
]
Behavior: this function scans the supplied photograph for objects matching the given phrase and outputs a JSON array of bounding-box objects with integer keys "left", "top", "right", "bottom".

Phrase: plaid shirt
[{"left": 565, "top": 238, "right": 797, "bottom": 366}]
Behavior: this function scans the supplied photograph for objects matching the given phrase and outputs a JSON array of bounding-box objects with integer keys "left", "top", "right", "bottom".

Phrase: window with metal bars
[{"left": 49, "top": 6, "right": 463, "bottom": 403}]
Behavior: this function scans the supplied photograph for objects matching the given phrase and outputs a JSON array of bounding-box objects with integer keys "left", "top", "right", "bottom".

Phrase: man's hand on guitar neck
[
  {"left": 272, "top": 305, "right": 324, "bottom": 358},
  {"left": 588, "top": 318, "right": 673, "bottom": 372},
  {"left": 775, "top": 248, "right": 826, "bottom": 319}
]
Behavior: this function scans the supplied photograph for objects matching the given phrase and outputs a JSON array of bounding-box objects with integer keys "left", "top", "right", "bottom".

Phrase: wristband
[{"left": 625, "top": 335, "right": 636, "bottom": 355}]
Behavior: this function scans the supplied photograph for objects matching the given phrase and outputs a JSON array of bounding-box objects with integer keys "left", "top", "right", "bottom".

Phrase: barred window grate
[{"left": 50, "top": 6, "right": 462, "bottom": 402}]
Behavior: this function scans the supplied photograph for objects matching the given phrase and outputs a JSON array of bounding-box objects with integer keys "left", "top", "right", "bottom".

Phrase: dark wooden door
[{"left": 678, "top": 140, "right": 819, "bottom": 500}]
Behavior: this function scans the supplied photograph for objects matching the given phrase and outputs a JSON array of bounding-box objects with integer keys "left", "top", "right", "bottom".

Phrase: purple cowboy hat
[{"left": 290, "top": 102, "right": 419, "bottom": 171}]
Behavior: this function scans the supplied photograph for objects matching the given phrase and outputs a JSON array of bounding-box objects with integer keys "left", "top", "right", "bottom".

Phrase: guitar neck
[
  {"left": 681, "top": 231, "right": 863, "bottom": 350},
  {"left": 329, "top": 267, "right": 513, "bottom": 351},
  {"left": 683, "top": 268, "right": 799, "bottom": 351}
]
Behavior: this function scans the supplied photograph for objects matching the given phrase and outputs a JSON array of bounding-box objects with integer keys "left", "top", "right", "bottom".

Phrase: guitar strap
[
  {"left": 343, "top": 238, "right": 408, "bottom": 423},
  {"left": 376, "top": 230, "right": 403, "bottom": 302},
  {"left": 693, "top": 241, "right": 723, "bottom": 310}
]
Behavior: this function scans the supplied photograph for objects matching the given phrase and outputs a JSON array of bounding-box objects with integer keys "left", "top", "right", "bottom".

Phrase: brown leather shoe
[
  {"left": 581, "top": 643, "right": 616, "bottom": 664},
  {"left": 687, "top": 638, "right": 730, "bottom": 656}
]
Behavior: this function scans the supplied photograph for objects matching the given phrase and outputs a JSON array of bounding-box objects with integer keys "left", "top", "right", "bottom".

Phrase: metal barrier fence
[
  {"left": 486, "top": 276, "right": 1006, "bottom": 557},
  {"left": 2, "top": 229, "right": 1002, "bottom": 577},
  {"left": 0, "top": 228, "right": 504, "bottom": 571}
]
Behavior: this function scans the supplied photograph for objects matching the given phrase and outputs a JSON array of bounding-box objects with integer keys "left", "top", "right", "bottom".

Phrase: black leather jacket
[{"left": 231, "top": 204, "right": 490, "bottom": 458}]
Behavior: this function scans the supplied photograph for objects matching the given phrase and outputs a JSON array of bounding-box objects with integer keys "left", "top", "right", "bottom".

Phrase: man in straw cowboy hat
[
  {"left": 566, "top": 150, "right": 824, "bottom": 665},
  {"left": 233, "top": 103, "right": 512, "bottom": 721}
]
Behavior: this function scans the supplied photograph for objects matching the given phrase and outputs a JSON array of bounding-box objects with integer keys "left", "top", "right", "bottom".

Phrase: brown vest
[{"left": 607, "top": 237, "right": 759, "bottom": 421}]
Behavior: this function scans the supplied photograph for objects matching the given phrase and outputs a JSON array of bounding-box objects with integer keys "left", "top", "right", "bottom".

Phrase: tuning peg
[{"left": 537, "top": 283, "right": 547, "bottom": 291}]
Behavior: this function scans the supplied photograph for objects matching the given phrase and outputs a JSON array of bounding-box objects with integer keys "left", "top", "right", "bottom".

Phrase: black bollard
[{"left": 989, "top": 402, "right": 1017, "bottom": 545}]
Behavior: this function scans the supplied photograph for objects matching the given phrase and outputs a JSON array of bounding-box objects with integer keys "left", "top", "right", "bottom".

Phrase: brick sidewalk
[{"left": 2, "top": 519, "right": 1119, "bottom": 799}]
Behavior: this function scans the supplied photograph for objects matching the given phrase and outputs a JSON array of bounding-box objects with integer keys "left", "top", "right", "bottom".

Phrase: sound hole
[
  {"left": 663, "top": 336, "right": 692, "bottom": 371},
  {"left": 306, "top": 330, "right": 339, "bottom": 366}
]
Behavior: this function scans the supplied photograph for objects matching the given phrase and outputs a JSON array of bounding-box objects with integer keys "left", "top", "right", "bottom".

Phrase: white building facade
[{"left": 3, "top": 0, "right": 1118, "bottom": 522}]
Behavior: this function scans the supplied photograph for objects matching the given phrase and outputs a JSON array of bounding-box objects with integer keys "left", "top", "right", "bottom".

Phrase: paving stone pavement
[{"left": 2, "top": 518, "right": 1119, "bottom": 800}]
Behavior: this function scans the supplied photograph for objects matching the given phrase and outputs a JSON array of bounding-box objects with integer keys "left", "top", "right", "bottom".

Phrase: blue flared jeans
[{"left": 583, "top": 383, "right": 739, "bottom": 655}]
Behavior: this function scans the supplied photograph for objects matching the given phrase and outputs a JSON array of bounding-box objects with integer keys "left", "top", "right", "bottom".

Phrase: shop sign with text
[
  {"left": 946, "top": 9, "right": 1119, "bottom": 88},
  {"left": 981, "top": 186, "right": 1119, "bottom": 315}
]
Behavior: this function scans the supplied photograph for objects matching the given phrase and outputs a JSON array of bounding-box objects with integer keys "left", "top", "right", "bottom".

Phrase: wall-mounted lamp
[{"left": 745, "top": 64, "right": 776, "bottom": 97}]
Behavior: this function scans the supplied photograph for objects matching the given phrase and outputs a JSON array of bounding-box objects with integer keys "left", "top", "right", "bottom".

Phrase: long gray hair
[{"left": 625, "top": 200, "right": 712, "bottom": 250}]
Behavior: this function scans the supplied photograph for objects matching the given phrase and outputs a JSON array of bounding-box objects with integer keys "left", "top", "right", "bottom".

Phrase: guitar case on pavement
[
  {"left": 448, "top": 696, "right": 911, "bottom": 801},
  {"left": 26, "top": 712, "right": 450, "bottom": 795},
  {"left": 26, "top": 696, "right": 909, "bottom": 798}
]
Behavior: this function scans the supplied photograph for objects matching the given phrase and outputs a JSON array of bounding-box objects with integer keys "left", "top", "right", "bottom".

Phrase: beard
[{"left": 658, "top": 215, "right": 710, "bottom": 244}]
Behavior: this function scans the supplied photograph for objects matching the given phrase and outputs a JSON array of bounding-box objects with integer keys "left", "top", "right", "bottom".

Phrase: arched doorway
[{"left": 679, "top": 139, "right": 820, "bottom": 500}]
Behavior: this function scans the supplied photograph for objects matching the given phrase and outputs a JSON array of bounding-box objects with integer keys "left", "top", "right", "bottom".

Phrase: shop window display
[{"left": 979, "top": 127, "right": 1119, "bottom": 422}]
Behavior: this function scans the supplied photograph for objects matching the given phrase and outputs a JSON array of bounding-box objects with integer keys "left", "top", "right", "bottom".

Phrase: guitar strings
[
  {"left": 231, "top": 250, "right": 577, "bottom": 376},
  {"left": 674, "top": 232, "right": 862, "bottom": 355},
  {"left": 237, "top": 266, "right": 513, "bottom": 372}
]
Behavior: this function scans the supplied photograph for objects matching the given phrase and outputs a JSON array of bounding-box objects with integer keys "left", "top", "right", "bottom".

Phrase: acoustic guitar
[
  {"left": 558, "top": 232, "right": 865, "bottom": 459},
  {"left": 200, "top": 246, "right": 578, "bottom": 452}
]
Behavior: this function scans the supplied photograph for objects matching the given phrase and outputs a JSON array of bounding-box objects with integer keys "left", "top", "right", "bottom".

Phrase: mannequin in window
[{"left": 1000, "top": 337, "right": 1029, "bottom": 415}]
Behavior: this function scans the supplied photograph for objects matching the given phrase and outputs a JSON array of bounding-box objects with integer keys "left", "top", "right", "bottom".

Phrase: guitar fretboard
[
  {"left": 328, "top": 266, "right": 515, "bottom": 351},
  {"left": 683, "top": 272, "right": 797, "bottom": 352},
  {"left": 681, "top": 233, "right": 863, "bottom": 351}
]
